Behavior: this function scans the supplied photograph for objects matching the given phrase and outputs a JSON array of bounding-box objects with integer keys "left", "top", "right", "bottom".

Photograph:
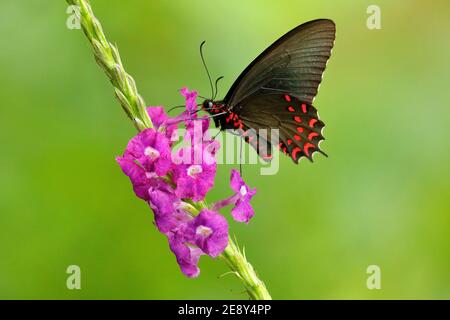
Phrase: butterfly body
[
  {"left": 202, "top": 100, "right": 244, "bottom": 131},
  {"left": 201, "top": 19, "right": 335, "bottom": 164}
]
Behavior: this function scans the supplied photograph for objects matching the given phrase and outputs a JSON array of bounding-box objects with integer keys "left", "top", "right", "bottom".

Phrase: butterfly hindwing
[
  {"left": 233, "top": 121, "right": 274, "bottom": 162},
  {"left": 238, "top": 93, "right": 326, "bottom": 163}
]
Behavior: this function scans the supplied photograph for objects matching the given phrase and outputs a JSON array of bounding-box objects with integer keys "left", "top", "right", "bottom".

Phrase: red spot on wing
[
  {"left": 301, "top": 104, "right": 307, "bottom": 113},
  {"left": 287, "top": 139, "right": 293, "bottom": 145},
  {"left": 294, "top": 135, "right": 301, "bottom": 141},
  {"left": 296, "top": 127, "right": 304, "bottom": 133},
  {"left": 308, "top": 132, "right": 319, "bottom": 140},
  {"left": 294, "top": 116, "right": 302, "bottom": 123},
  {"left": 292, "top": 147, "right": 302, "bottom": 161},
  {"left": 278, "top": 142, "right": 288, "bottom": 154},
  {"left": 304, "top": 143, "right": 315, "bottom": 157},
  {"left": 309, "top": 118, "right": 318, "bottom": 128},
  {"left": 288, "top": 106, "right": 295, "bottom": 112},
  {"left": 284, "top": 95, "right": 291, "bottom": 102}
]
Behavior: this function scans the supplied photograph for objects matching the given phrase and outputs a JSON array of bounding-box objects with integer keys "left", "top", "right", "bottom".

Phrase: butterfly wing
[
  {"left": 224, "top": 19, "right": 335, "bottom": 163},
  {"left": 237, "top": 94, "right": 325, "bottom": 163},
  {"left": 225, "top": 19, "right": 335, "bottom": 106}
]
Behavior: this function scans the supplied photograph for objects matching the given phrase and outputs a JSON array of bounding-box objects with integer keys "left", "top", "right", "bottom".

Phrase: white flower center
[
  {"left": 145, "top": 172, "right": 157, "bottom": 179},
  {"left": 144, "top": 146, "right": 160, "bottom": 159},
  {"left": 196, "top": 225, "right": 213, "bottom": 237},
  {"left": 240, "top": 185, "right": 248, "bottom": 196},
  {"left": 187, "top": 165, "right": 203, "bottom": 178}
]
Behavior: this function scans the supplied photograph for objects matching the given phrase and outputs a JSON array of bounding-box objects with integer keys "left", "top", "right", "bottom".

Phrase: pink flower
[
  {"left": 123, "top": 128, "right": 172, "bottom": 176},
  {"left": 168, "top": 231, "right": 204, "bottom": 278},
  {"left": 172, "top": 144, "right": 217, "bottom": 201},
  {"left": 168, "top": 209, "right": 229, "bottom": 277},
  {"left": 180, "top": 87, "right": 198, "bottom": 114},
  {"left": 116, "top": 87, "right": 249, "bottom": 278},
  {"left": 213, "top": 169, "right": 257, "bottom": 223},
  {"left": 146, "top": 106, "right": 178, "bottom": 143},
  {"left": 187, "top": 209, "right": 228, "bottom": 258},
  {"left": 116, "top": 156, "right": 156, "bottom": 201},
  {"left": 229, "top": 169, "right": 257, "bottom": 223},
  {"left": 148, "top": 183, "right": 193, "bottom": 234}
]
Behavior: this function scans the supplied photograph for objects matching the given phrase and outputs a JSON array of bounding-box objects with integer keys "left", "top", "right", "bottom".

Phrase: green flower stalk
[
  {"left": 67, "top": 0, "right": 152, "bottom": 131},
  {"left": 66, "top": 0, "right": 271, "bottom": 300},
  {"left": 222, "top": 239, "right": 272, "bottom": 300}
]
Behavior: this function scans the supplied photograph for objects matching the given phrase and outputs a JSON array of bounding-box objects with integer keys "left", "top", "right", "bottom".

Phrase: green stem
[
  {"left": 67, "top": 0, "right": 152, "bottom": 131},
  {"left": 221, "top": 237, "right": 272, "bottom": 300},
  {"left": 66, "top": 0, "right": 271, "bottom": 300}
]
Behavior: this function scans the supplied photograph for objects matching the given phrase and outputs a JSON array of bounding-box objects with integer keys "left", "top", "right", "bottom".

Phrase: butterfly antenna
[
  {"left": 189, "top": 108, "right": 208, "bottom": 116},
  {"left": 200, "top": 41, "right": 215, "bottom": 99},
  {"left": 168, "top": 103, "right": 202, "bottom": 113},
  {"left": 213, "top": 76, "right": 224, "bottom": 100},
  {"left": 183, "top": 111, "right": 228, "bottom": 122},
  {"left": 167, "top": 105, "right": 186, "bottom": 113}
]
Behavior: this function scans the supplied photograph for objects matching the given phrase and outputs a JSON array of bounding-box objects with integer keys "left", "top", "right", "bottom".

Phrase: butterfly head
[{"left": 202, "top": 99, "right": 215, "bottom": 114}]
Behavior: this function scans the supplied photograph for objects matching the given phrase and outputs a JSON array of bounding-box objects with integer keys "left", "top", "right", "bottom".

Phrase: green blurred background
[{"left": 0, "top": 0, "right": 449, "bottom": 299}]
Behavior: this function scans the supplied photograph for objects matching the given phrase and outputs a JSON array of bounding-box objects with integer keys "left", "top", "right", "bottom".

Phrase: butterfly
[{"left": 201, "top": 19, "right": 336, "bottom": 164}]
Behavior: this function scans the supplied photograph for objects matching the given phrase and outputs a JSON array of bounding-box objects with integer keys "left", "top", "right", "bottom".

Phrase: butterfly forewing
[{"left": 225, "top": 19, "right": 336, "bottom": 106}]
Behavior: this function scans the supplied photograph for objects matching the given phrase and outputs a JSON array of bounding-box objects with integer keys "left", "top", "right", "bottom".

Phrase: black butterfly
[{"left": 201, "top": 19, "right": 336, "bottom": 164}]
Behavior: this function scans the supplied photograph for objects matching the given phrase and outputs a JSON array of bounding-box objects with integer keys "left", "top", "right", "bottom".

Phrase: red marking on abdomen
[{"left": 226, "top": 113, "right": 234, "bottom": 123}]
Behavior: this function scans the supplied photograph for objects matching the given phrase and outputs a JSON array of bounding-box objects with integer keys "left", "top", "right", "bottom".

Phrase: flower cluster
[{"left": 116, "top": 88, "right": 257, "bottom": 277}]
